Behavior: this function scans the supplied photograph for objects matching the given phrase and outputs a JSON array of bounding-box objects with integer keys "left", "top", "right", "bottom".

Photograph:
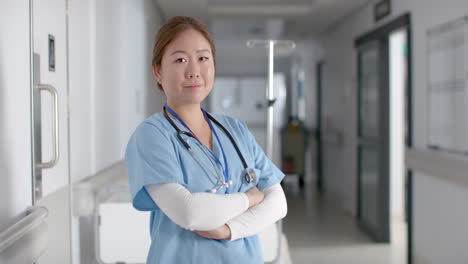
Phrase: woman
[{"left": 125, "top": 16, "right": 287, "bottom": 263}]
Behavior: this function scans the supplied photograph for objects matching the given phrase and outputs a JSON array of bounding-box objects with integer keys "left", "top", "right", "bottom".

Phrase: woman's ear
[{"left": 152, "top": 64, "right": 162, "bottom": 84}]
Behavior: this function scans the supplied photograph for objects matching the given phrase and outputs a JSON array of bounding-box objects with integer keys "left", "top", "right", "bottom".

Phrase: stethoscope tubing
[
  {"left": 203, "top": 112, "right": 248, "bottom": 169},
  {"left": 186, "top": 137, "right": 226, "bottom": 187},
  {"left": 162, "top": 106, "right": 256, "bottom": 192},
  {"left": 163, "top": 108, "right": 248, "bottom": 171}
]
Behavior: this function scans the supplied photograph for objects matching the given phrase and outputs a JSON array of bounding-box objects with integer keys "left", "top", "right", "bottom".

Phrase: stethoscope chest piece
[{"left": 244, "top": 168, "right": 257, "bottom": 184}]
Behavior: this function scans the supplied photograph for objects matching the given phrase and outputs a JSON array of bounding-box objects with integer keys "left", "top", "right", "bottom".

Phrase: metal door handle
[{"left": 35, "top": 84, "right": 59, "bottom": 169}]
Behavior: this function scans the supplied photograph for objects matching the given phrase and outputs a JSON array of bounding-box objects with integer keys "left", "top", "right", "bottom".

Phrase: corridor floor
[{"left": 282, "top": 185, "right": 407, "bottom": 264}]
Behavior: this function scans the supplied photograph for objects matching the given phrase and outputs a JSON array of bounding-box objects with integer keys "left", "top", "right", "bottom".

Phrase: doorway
[{"left": 355, "top": 13, "right": 413, "bottom": 263}]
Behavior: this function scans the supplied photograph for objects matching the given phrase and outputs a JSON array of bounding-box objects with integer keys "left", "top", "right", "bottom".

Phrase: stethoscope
[{"left": 163, "top": 104, "right": 257, "bottom": 193}]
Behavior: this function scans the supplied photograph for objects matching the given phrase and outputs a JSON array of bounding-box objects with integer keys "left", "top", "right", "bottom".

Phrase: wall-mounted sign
[
  {"left": 374, "top": 0, "right": 391, "bottom": 22},
  {"left": 48, "top": 34, "right": 55, "bottom": 72}
]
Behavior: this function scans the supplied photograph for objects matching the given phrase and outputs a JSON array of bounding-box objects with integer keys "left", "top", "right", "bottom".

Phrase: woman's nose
[
  {"left": 185, "top": 62, "right": 200, "bottom": 79},
  {"left": 187, "top": 72, "right": 200, "bottom": 78}
]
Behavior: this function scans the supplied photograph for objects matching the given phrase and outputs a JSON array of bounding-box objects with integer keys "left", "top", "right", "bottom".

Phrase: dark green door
[{"left": 357, "top": 38, "right": 390, "bottom": 242}]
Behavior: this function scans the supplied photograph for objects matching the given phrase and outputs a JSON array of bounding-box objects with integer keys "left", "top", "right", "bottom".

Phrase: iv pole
[
  {"left": 246, "top": 39, "right": 296, "bottom": 159},
  {"left": 246, "top": 39, "right": 295, "bottom": 264}
]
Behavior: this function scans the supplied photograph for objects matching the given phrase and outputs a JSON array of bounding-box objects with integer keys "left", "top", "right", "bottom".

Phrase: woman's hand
[
  {"left": 246, "top": 186, "right": 264, "bottom": 209},
  {"left": 193, "top": 224, "right": 231, "bottom": 240}
]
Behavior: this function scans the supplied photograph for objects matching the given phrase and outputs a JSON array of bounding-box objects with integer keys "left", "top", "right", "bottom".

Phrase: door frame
[
  {"left": 354, "top": 12, "right": 413, "bottom": 263},
  {"left": 315, "top": 61, "right": 324, "bottom": 193}
]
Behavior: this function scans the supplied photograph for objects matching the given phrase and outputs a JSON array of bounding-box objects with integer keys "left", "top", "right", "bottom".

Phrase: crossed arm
[{"left": 145, "top": 183, "right": 287, "bottom": 241}]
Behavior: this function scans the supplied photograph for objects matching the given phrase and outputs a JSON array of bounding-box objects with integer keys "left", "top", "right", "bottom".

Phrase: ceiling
[{"left": 155, "top": 0, "right": 372, "bottom": 40}]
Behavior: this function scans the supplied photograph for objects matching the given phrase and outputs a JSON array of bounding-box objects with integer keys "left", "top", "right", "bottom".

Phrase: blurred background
[{"left": 1, "top": 0, "right": 468, "bottom": 263}]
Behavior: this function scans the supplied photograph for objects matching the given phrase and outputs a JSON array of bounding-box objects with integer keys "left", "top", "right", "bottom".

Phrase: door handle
[{"left": 35, "top": 84, "right": 59, "bottom": 169}]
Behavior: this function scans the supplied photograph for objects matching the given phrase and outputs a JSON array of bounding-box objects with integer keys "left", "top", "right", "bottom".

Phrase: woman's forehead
[{"left": 166, "top": 29, "right": 212, "bottom": 54}]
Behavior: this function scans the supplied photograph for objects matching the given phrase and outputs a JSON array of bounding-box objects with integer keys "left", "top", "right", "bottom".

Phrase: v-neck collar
[{"left": 166, "top": 112, "right": 220, "bottom": 156}]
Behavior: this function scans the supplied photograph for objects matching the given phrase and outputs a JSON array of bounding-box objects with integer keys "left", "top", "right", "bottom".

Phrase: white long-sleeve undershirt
[
  {"left": 226, "top": 184, "right": 287, "bottom": 241},
  {"left": 145, "top": 183, "right": 249, "bottom": 231},
  {"left": 145, "top": 183, "right": 287, "bottom": 240}
]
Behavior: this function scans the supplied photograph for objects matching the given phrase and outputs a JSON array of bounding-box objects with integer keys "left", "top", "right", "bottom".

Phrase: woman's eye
[
  {"left": 175, "top": 58, "right": 187, "bottom": 63},
  {"left": 200, "top": 57, "right": 209, "bottom": 62}
]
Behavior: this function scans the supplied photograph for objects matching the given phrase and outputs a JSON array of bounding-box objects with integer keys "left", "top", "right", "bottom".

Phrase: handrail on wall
[
  {"left": 74, "top": 161, "right": 128, "bottom": 217},
  {"left": 406, "top": 147, "right": 468, "bottom": 187},
  {"left": 0, "top": 206, "right": 48, "bottom": 253}
]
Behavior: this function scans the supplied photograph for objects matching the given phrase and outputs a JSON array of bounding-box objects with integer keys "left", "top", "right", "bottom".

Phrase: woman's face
[{"left": 153, "top": 29, "right": 215, "bottom": 106}]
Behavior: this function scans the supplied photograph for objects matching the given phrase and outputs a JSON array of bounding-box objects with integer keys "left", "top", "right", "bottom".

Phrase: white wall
[
  {"left": 69, "top": 0, "right": 93, "bottom": 184},
  {"left": 413, "top": 172, "right": 468, "bottom": 263},
  {"left": 69, "top": 0, "right": 162, "bottom": 183},
  {"left": 0, "top": 0, "right": 33, "bottom": 232},
  {"left": 292, "top": 40, "right": 322, "bottom": 185},
  {"left": 315, "top": 6, "right": 371, "bottom": 212},
  {"left": 390, "top": 29, "right": 406, "bottom": 220},
  {"left": 93, "top": 0, "right": 124, "bottom": 173},
  {"left": 118, "top": 0, "right": 163, "bottom": 156},
  {"left": 315, "top": 0, "right": 468, "bottom": 262},
  {"left": 312, "top": 39, "right": 350, "bottom": 204}
]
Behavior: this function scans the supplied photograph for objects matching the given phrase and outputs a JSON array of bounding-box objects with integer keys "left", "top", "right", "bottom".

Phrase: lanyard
[{"left": 163, "top": 104, "right": 230, "bottom": 190}]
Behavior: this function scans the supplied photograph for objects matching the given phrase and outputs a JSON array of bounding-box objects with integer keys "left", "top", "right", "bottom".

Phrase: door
[
  {"left": 32, "top": 0, "right": 72, "bottom": 262},
  {"left": 357, "top": 39, "right": 390, "bottom": 242}
]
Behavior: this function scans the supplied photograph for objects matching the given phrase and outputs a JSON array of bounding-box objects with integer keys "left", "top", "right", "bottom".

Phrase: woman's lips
[{"left": 184, "top": 84, "right": 202, "bottom": 88}]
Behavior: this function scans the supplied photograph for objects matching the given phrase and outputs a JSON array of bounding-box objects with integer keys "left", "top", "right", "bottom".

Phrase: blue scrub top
[{"left": 125, "top": 111, "right": 284, "bottom": 264}]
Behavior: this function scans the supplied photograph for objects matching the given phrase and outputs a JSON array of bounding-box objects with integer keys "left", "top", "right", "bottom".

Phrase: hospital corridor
[{"left": 2, "top": 0, "right": 468, "bottom": 263}]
